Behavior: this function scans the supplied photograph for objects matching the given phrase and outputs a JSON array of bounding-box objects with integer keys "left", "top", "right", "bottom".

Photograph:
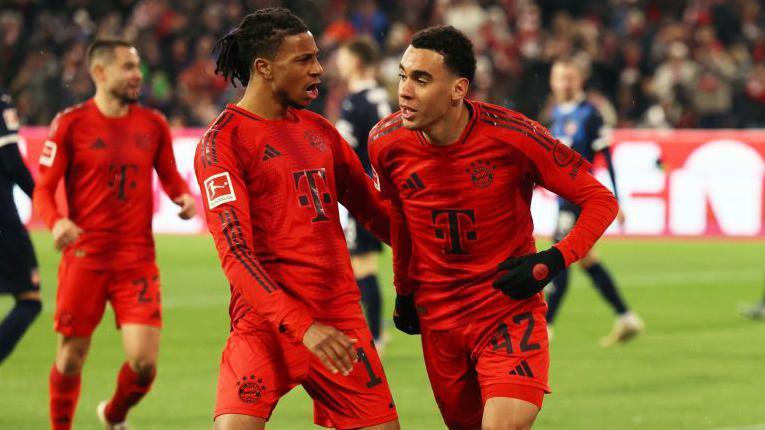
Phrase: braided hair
[{"left": 213, "top": 8, "right": 308, "bottom": 87}]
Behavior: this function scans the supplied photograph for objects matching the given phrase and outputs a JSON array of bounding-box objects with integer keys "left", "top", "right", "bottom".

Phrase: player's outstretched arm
[{"left": 194, "top": 129, "right": 315, "bottom": 343}]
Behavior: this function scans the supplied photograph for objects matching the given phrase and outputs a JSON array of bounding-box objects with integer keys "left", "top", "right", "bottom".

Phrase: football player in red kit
[
  {"left": 195, "top": 8, "right": 399, "bottom": 430},
  {"left": 34, "top": 40, "right": 196, "bottom": 430},
  {"left": 369, "top": 26, "right": 618, "bottom": 430}
]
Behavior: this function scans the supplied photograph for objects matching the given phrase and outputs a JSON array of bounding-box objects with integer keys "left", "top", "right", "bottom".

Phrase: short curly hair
[
  {"left": 213, "top": 8, "right": 308, "bottom": 87},
  {"left": 410, "top": 25, "right": 476, "bottom": 81}
]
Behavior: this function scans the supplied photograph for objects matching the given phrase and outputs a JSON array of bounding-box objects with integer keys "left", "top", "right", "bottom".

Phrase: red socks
[
  {"left": 104, "top": 362, "right": 156, "bottom": 423},
  {"left": 49, "top": 366, "right": 81, "bottom": 430}
]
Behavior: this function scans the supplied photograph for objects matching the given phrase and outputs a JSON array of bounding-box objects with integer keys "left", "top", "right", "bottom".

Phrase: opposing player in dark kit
[
  {"left": 0, "top": 90, "right": 41, "bottom": 365},
  {"left": 546, "top": 58, "right": 643, "bottom": 346}
]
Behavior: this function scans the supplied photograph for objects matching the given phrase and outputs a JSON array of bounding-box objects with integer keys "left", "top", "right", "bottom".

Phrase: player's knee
[
  {"left": 56, "top": 337, "right": 90, "bottom": 374},
  {"left": 57, "top": 349, "right": 87, "bottom": 374}
]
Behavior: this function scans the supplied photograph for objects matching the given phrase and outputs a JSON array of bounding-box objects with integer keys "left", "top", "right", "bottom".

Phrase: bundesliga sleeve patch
[
  {"left": 204, "top": 172, "right": 236, "bottom": 209},
  {"left": 39, "top": 140, "right": 57, "bottom": 167}
]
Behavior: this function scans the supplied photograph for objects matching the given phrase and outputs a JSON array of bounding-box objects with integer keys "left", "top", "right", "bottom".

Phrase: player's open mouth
[
  {"left": 400, "top": 105, "right": 416, "bottom": 120},
  {"left": 306, "top": 83, "right": 320, "bottom": 100}
]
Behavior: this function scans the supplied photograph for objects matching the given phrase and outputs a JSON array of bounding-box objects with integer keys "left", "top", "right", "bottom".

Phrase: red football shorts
[
  {"left": 54, "top": 254, "right": 162, "bottom": 337},
  {"left": 420, "top": 301, "right": 550, "bottom": 430},
  {"left": 215, "top": 315, "right": 398, "bottom": 429}
]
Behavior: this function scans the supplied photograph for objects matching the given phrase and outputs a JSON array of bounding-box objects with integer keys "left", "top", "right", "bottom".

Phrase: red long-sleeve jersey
[
  {"left": 369, "top": 100, "right": 618, "bottom": 330},
  {"left": 194, "top": 104, "right": 390, "bottom": 342},
  {"left": 33, "top": 99, "right": 189, "bottom": 270}
]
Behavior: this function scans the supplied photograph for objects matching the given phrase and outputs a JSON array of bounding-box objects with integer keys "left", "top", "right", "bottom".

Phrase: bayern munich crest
[
  {"left": 304, "top": 130, "right": 327, "bottom": 152},
  {"left": 237, "top": 375, "right": 266, "bottom": 404},
  {"left": 466, "top": 159, "right": 496, "bottom": 188}
]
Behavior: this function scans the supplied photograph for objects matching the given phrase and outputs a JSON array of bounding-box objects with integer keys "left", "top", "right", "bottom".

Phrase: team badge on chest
[
  {"left": 304, "top": 130, "right": 327, "bottom": 152},
  {"left": 465, "top": 159, "right": 496, "bottom": 188}
]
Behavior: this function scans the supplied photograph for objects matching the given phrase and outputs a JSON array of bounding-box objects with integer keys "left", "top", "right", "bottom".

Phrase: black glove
[
  {"left": 493, "top": 247, "right": 565, "bottom": 300},
  {"left": 393, "top": 294, "right": 421, "bottom": 335}
]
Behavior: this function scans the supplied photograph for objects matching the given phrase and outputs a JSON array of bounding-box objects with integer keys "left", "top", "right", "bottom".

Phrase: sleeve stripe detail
[
  {"left": 0, "top": 133, "right": 19, "bottom": 147},
  {"left": 219, "top": 210, "right": 276, "bottom": 293},
  {"left": 369, "top": 113, "right": 403, "bottom": 140},
  {"left": 479, "top": 118, "right": 552, "bottom": 152},
  {"left": 202, "top": 112, "right": 234, "bottom": 167},
  {"left": 226, "top": 209, "right": 279, "bottom": 293},
  {"left": 480, "top": 108, "right": 557, "bottom": 149}
]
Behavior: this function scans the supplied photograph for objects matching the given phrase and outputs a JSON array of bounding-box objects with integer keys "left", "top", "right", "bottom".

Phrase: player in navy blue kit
[
  {"left": 545, "top": 59, "right": 643, "bottom": 346},
  {"left": 335, "top": 37, "right": 392, "bottom": 352},
  {"left": 0, "top": 90, "right": 41, "bottom": 364}
]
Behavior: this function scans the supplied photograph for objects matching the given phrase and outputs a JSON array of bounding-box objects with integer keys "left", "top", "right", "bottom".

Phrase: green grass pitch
[{"left": 1, "top": 233, "right": 764, "bottom": 429}]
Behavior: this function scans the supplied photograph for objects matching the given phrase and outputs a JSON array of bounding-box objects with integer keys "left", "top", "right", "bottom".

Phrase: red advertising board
[{"left": 13, "top": 128, "right": 765, "bottom": 237}]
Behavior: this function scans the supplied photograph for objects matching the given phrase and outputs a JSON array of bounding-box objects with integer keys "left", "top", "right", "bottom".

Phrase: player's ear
[
  {"left": 89, "top": 63, "right": 105, "bottom": 84},
  {"left": 452, "top": 77, "right": 469, "bottom": 102},
  {"left": 253, "top": 58, "right": 273, "bottom": 81}
]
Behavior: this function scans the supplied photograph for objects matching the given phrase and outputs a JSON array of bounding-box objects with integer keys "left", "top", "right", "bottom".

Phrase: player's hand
[
  {"left": 173, "top": 193, "right": 196, "bottom": 220},
  {"left": 302, "top": 322, "right": 358, "bottom": 375},
  {"left": 493, "top": 247, "right": 565, "bottom": 300},
  {"left": 393, "top": 293, "right": 420, "bottom": 335},
  {"left": 52, "top": 218, "right": 83, "bottom": 251}
]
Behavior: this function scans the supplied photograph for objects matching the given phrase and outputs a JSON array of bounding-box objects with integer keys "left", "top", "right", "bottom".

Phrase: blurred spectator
[{"left": 0, "top": 0, "right": 764, "bottom": 128}]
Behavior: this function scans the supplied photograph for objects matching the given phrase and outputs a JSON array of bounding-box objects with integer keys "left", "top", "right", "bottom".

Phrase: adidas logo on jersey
[
  {"left": 90, "top": 138, "right": 106, "bottom": 150},
  {"left": 401, "top": 172, "right": 425, "bottom": 195},
  {"left": 262, "top": 144, "right": 281, "bottom": 161},
  {"left": 508, "top": 360, "right": 535, "bottom": 378}
]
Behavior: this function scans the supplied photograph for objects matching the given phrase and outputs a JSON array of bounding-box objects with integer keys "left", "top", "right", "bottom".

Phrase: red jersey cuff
[{"left": 279, "top": 309, "right": 314, "bottom": 343}]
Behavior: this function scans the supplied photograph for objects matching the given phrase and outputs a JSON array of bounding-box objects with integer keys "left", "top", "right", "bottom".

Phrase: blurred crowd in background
[{"left": 2, "top": 0, "right": 765, "bottom": 129}]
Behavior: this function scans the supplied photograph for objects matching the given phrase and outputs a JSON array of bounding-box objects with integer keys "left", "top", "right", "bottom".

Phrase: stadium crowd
[{"left": 1, "top": 0, "right": 764, "bottom": 128}]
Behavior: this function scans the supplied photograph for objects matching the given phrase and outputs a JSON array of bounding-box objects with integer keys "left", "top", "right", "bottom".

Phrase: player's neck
[
  {"left": 93, "top": 91, "right": 130, "bottom": 118},
  {"left": 238, "top": 81, "right": 289, "bottom": 120},
  {"left": 422, "top": 101, "right": 470, "bottom": 147}
]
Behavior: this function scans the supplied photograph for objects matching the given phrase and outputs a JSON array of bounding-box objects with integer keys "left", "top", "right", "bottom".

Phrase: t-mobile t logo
[
  {"left": 293, "top": 168, "right": 332, "bottom": 222},
  {"left": 431, "top": 209, "right": 477, "bottom": 255}
]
